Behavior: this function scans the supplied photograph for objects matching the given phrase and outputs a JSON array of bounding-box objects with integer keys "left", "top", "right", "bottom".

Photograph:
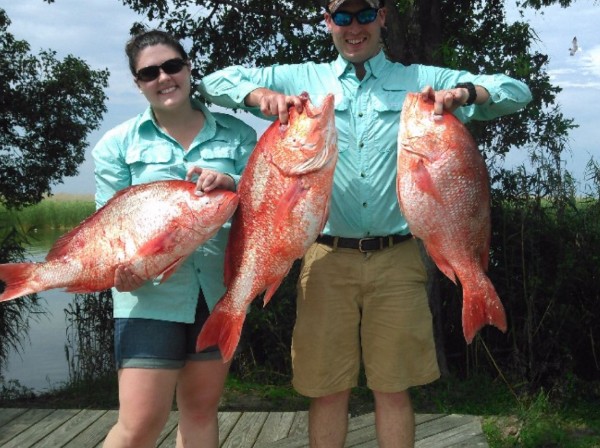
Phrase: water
[{"left": 2, "top": 229, "right": 75, "bottom": 393}]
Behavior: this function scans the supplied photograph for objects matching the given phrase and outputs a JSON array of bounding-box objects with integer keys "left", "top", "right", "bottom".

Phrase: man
[{"left": 200, "top": 1, "right": 532, "bottom": 446}]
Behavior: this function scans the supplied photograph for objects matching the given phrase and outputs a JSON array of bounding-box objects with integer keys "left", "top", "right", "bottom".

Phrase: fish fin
[
  {"left": 196, "top": 301, "right": 245, "bottom": 363},
  {"left": 46, "top": 227, "right": 84, "bottom": 260},
  {"left": 136, "top": 229, "right": 182, "bottom": 257},
  {"left": 426, "top": 246, "right": 457, "bottom": 284},
  {"left": 462, "top": 276, "right": 507, "bottom": 344},
  {"left": 413, "top": 159, "right": 443, "bottom": 203},
  {"left": 273, "top": 180, "right": 307, "bottom": 229},
  {"left": 262, "top": 278, "right": 284, "bottom": 306},
  {"left": 156, "top": 257, "right": 186, "bottom": 283},
  {"left": 45, "top": 189, "right": 136, "bottom": 260},
  {"left": 65, "top": 285, "right": 94, "bottom": 293},
  {"left": 0, "top": 263, "right": 38, "bottom": 302}
]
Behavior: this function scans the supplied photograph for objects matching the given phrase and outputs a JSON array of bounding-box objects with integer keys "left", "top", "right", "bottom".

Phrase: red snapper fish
[
  {"left": 396, "top": 92, "right": 507, "bottom": 343},
  {"left": 196, "top": 93, "right": 338, "bottom": 362},
  {"left": 0, "top": 180, "right": 238, "bottom": 302}
]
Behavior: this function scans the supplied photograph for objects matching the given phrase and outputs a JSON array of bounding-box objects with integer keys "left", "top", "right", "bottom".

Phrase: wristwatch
[{"left": 455, "top": 82, "right": 477, "bottom": 106}]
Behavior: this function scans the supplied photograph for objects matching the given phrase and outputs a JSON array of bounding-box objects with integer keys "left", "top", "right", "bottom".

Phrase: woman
[{"left": 92, "top": 29, "right": 256, "bottom": 448}]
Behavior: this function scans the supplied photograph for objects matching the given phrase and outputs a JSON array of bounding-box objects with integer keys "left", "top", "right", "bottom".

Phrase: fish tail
[
  {"left": 462, "top": 277, "right": 507, "bottom": 344},
  {"left": 0, "top": 263, "right": 38, "bottom": 302},
  {"left": 196, "top": 304, "right": 245, "bottom": 363}
]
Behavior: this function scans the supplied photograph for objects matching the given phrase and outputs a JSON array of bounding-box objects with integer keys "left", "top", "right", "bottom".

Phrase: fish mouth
[
  {"left": 289, "top": 94, "right": 337, "bottom": 175},
  {"left": 303, "top": 94, "right": 335, "bottom": 121}
]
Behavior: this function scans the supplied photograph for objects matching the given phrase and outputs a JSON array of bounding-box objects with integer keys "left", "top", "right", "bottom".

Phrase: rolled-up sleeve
[
  {"left": 471, "top": 73, "right": 533, "bottom": 119},
  {"left": 200, "top": 66, "right": 264, "bottom": 110},
  {"left": 427, "top": 66, "right": 532, "bottom": 122},
  {"left": 92, "top": 129, "right": 131, "bottom": 209}
]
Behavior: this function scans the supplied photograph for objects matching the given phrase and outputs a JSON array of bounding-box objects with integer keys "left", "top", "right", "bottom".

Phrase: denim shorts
[{"left": 114, "top": 294, "right": 222, "bottom": 369}]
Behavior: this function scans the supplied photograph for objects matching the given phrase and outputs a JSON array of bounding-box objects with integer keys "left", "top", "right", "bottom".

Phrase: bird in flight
[{"left": 569, "top": 37, "right": 580, "bottom": 56}]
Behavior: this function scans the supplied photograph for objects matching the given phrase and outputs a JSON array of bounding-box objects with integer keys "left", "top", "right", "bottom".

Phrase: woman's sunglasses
[
  {"left": 330, "top": 7, "right": 379, "bottom": 27},
  {"left": 135, "top": 58, "right": 188, "bottom": 82}
]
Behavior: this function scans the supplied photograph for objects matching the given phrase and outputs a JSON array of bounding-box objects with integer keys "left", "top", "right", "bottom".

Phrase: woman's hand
[
  {"left": 114, "top": 265, "right": 145, "bottom": 292},
  {"left": 185, "top": 167, "right": 236, "bottom": 195}
]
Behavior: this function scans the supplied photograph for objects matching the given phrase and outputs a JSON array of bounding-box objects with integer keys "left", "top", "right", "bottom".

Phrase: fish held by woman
[
  {"left": 396, "top": 92, "right": 507, "bottom": 343},
  {"left": 196, "top": 93, "right": 338, "bottom": 362},
  {"left": 0, "top": 180, "right": 239, "bottom": 302}
]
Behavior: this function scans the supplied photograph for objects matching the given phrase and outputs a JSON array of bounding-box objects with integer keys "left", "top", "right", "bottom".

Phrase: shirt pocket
[
  {"left": 333, "top": 96, "right": 351, "bottom": 154},
  {"left": 125, "top": 144, "right": 182, "bottom": 183},
  {"left": 198, "top": 139, "right": 239, "bottom": 173},
  {"left": 372, "top": 85, "right": 406, "bottom": 154}
]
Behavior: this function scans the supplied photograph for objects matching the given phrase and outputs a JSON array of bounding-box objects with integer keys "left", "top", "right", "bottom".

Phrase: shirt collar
[
  {"left": 139, "top": 97, "right": 223, "bottom": 136},
  {"left": 333, "top": 50, "right": 387, "bottom": 79}
]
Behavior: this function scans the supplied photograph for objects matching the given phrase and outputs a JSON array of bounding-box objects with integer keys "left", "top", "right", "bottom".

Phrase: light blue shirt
[
  {"left": 199, "top": 51, "right": 532, "bottom": 238},
  {"left": 92, "top": 99, "right": 257, "bottom": 322}
]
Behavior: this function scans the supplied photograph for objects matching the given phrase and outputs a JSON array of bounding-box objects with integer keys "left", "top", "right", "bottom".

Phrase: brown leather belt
[{"left": 316, "top": 234, "right": 413, "bottom": 253}]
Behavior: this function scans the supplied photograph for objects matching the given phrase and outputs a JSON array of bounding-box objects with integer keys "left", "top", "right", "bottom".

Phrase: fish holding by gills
[
  {"left": 396, "top": 92, "right": 507, "bottom": 343},
  {"left": 0, "top": 180, "right": 239, "bottom": 302},
  {"left": 196, "top": 93, "right": 338, "bottom": 362}
]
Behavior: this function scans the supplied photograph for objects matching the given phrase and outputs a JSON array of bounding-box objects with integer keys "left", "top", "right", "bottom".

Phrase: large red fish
[
  {"left": 0, "top": 180, "right": 238, "bottom": 302},
  {"left": 196, "top": 93, "right": 338, "bottom": 362},
  {"left": 396, "top": 92, "right": 507, "bottom": 343}
]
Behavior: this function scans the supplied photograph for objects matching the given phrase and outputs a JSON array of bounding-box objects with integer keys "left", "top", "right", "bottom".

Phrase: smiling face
[
  {"left": 325, "top": 0, "right": 386, "bottom": 66},
  {"left": 134, "top": 44, "right": 192, "bottom": 113}
]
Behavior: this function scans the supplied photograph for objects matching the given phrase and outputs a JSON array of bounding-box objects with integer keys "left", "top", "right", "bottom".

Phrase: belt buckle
[{"left": 358, "top": 237, "right": 376, "bottom": 253}]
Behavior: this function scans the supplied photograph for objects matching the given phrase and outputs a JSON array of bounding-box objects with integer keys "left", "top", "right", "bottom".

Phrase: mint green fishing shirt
[
  {"left": 199, "top": 51, "right": 532, "bottom": 238},
  {"left": 92, "top": 99, "right": 256, "bottom": 322}
]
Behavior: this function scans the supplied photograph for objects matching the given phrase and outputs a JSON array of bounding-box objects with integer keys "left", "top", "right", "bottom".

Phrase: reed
[
  {"left": 1, "top": 194, "right": 95, "bottom": 232},
  {"left": 65, "top": 290, "right": 115, "bottom": 384}
]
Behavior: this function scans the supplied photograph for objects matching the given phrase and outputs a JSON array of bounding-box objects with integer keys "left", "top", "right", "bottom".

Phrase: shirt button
[
  {"left": 360, "top": 172, "right": 366, "bottom": 178},
  {"left": 358, "top": 112, "right": 363, "bottom": 117},
  {"left": 359, "top": 142, "right": 364, "bottom": 148},
  {"left": 362, "top": 202, "right": 368, "bottom": 207}
]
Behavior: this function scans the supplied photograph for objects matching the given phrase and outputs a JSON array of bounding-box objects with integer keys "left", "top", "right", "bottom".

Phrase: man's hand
[
  {"left": 245, "top": 87, "right": 304, "bottom": 125},
  {"left": 420, "top": 84, "right": 489, "bottom": 116}
]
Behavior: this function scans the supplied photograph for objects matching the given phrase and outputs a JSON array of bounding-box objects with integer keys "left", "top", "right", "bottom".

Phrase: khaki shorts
[{"left": 291, "top": 238, "right": 440, "bottom": 397}]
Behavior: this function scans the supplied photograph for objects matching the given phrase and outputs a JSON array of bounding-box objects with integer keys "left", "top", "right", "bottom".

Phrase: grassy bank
[{"left": 0, "top": 194, "right": 94, "bottom": 232}]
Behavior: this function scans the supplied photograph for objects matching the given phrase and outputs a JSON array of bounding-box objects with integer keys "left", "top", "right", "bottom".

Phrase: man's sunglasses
[
  {"left": 330, "top": 7, "right": 379, "bottom": 27},
  {"left": 135, "top": 58, "right": 188, "bottom": 82}
]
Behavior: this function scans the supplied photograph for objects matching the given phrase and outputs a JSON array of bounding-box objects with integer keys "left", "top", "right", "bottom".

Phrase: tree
[
  {"left": 0, "top": 8, "right": 109, "bottom": 376},
  {"left": 0, "top": 9, "right": 109, "bottom": 209}
]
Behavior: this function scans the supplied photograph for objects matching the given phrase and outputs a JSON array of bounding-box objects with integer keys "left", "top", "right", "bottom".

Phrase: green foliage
[
  {"left": 0, "top": 377, "right": 35, "bottom": 402},
  {"left": 0, "top": 9, "right": 109, "bottom": 209},
  {"left": 0, "top": 196, "right": 95, "bottom": 232},
  {"left": 484, "top": 386, "right": 600, "bottom": 448},
  {"left": 65, "top": 290, "right": 114, "bottom": 385},
  {"left": 0, "top": 211, "right": 44, "bottom": 372},
  {"left": 124, "top": 0, "right": 331, "bottom": 92}
]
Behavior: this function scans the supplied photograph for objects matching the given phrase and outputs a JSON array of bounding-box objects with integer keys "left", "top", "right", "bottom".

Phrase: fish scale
[{"left": 396, "top": 92, "right": 506, "bottom": 343}]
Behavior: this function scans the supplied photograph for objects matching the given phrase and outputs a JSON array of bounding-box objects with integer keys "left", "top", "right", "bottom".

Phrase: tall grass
[
  {"left": 65, "top": 290, "right": 114, "bottom": 385},
  {"left": 0, "top": 194, "right": 95, "bottom": 232}
]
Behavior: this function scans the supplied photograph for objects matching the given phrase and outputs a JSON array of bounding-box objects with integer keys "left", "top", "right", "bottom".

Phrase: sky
[{"left": 1, "top": 0, "right": 599, "bottom": 195}]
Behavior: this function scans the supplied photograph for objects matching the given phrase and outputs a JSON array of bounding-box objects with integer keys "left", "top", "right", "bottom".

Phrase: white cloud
[{"left": 580, "top": 45, "right": 600, "bottom": 77}]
